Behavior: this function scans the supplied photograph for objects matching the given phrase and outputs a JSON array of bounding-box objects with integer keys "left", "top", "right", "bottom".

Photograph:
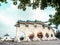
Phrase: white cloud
[
  {"left": 6, "top": 4, "right": 17, "bottom": 11},
  {"left": 30, "top": 8, "right": 49, "bottom": 21},
  {"left": 30, "top": 7, "right": 56, "bottom": 22},
  {"left": 0, "top": 3, "right": 25, "bottom": 28},
  {"left": 0, "top": 14, "right": 15, "bottom": 26},
  {"left": 0, "top": 14, "right": 17, "bottom": 37}
]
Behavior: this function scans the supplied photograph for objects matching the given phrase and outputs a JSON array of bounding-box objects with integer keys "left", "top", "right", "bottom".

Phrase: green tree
[
  {"left": 0, "top": 0, "right": 60, "bottom": 29},
  {"left": 0, "top": 0, "right": 7, "bottom": 4},
  {"left": 55, "top": 30, "right": 60, "bottom": 39},
  {"left": 4, "top": 33, "right": 9, "bottom": 37},
  {"left": 49, "top": 8, "right": 60, "bottom": 29}
]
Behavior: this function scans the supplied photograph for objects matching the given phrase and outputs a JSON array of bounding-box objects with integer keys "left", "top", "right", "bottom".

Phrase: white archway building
[{"left": 15, "top": 20, "right": 57, "bottom": 42}]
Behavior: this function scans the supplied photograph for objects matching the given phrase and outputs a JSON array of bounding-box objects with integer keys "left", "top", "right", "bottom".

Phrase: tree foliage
[
  {"left": 11, "top": 0, "right": 60, "bottom": 10},
  {"left": 0, "top": 0, "right": 60, "bottom": 29},
  {"left": 0, "top": 0, "right": 7, "bottom": 3},
  {"left": 49, "top": 7, "right": 60, "bottom": 29},
  {"left": 55, "top": 30, "right": 60, "bottom": 38}
]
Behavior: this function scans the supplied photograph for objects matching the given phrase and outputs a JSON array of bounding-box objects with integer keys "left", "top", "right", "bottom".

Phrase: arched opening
[
  {"left": 20, "top": 37, "right": 24, "bottom": 40},
  {"left": 19, "top": 32, "right": 25, "bottom": 41},
  {"left": 51, "top": 34, "right": 53, "bottom": 37},
  {"left": 45, "top": 33, "right": 49, "bottom": 38},
  {"left": 29, "top": 33, "right": 34, "bottom": 41},
  {"left": 37, "top": 32, "right": 43, "bottom": 38}
]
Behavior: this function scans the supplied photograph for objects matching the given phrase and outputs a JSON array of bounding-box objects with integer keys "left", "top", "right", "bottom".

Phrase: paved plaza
[{"left": 0, "top": 40, "right": 60, "bottom": 45}]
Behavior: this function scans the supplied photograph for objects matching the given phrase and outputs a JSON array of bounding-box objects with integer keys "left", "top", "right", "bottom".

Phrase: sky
[{"left": 0, "top": 0, "right": 57, "bottom": 38}]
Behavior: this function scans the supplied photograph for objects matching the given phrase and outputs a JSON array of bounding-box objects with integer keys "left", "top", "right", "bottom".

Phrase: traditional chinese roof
[
  {"left": 16, "top": 20, "right": 44, "bottom": 24},
  {"left": 15, "top": 23, "right": 20, "bottom": 27},
  {"left": 15, "top": 20, "right": 53, "bottom": 30}
]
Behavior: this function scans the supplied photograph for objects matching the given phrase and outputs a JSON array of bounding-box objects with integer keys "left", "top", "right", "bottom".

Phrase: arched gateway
[
  {"left": 37, "top": 32, "right": 43, "bottom": 38},
  {"left": 15, "top": 20, "right": 57, "bottom": 42}
]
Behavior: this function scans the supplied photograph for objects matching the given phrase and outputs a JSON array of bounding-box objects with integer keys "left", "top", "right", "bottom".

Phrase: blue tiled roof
[
  {"left": 15, "top": 20, "right": 53, "bottom": 29},
  {"left": 15, "top": 24, "right": 20, "bottom": 27}
]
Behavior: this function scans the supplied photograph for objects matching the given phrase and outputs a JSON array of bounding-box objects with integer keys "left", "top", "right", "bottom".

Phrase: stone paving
[{"left": 0, "top": 40, "right": 60, "bottom": 45}]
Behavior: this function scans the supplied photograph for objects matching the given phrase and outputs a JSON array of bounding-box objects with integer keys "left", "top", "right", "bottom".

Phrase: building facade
[{"left": 15, "top": 20, "right": 56, "bottom": 42}]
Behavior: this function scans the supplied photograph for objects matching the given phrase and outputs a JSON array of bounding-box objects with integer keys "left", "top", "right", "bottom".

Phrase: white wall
[{"left": 16, "top": 23, "right": 56, "bottom": 42}]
